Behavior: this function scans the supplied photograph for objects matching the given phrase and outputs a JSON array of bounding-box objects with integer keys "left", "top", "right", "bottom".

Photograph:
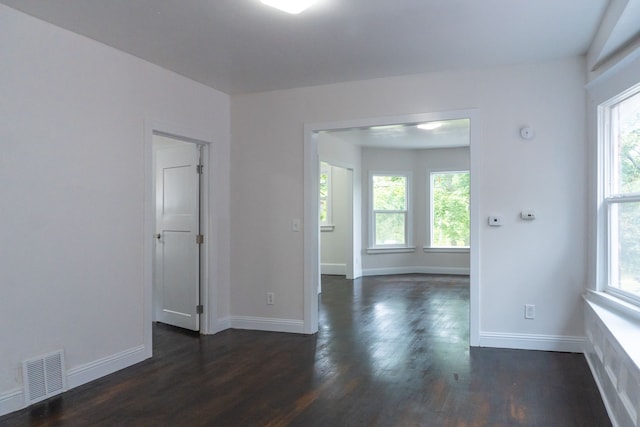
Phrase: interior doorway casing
[
  {"left": 318, "top": 159, "right": 356, "bottom": 281},
  {"left": 144, "top": 119, "right": 215, "bottom": 358},
  {"left": 303, "top": 110, "right": 480, "bottom": 346}
]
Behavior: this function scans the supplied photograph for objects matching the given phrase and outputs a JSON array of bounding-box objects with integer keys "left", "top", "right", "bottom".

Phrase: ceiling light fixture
[
  {"left": 369, "top": 124, "right": 405, "bottom": 131},
  {"left": 261, "top": 0, "right": 317, "bottom": 14},
  {"left": 417, "top": 122, "right": 443, "bottom": 130}
]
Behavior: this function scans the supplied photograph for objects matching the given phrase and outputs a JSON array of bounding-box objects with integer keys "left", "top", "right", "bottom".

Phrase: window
[
  {"left": 319, "top": 162, "right": 333, "bottom": 229},
  {"left": 370, "top": 173, "right": 410, "bottom": 248},
  {"left": 602, "top": 87, "right": 640, "bottom": 300},
  {"left": 430, "top": 171, "right": 470, "bottom": 248}
]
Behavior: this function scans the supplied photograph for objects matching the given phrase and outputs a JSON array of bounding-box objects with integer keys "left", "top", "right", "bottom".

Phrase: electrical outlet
[
  {"left": 267, "top": 292, "right": 275, "bottom": 305},
  {"left": 525, "top": 304, "right": 535, "bottom": 319}
]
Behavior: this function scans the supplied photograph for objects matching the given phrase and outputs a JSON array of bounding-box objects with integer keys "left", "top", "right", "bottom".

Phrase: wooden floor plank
[{"left": 1, "top": 274, "right": 610, "bottom": 426}]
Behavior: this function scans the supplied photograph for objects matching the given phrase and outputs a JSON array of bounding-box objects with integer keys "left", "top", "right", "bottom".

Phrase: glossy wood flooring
[{"left": 1, "top": 274, "right": 610, "bottom": 426}]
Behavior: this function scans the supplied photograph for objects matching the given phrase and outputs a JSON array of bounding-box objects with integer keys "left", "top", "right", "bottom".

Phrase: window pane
[
  {"left": 432, "top": 172, "right": 469, "bottom": 247},
  {"left": 612, "top": 91, "right": 640, "bottom": 194},
  {"left": 319, "top": 172, "right": 329, "bottom": 198},
  {"left": 610, "top": 201, "right": 640, "bottom": 296},
  {"left": 373, "top": 176, "right": 406, "bottom": 210},
  {"left": 375, "top": 212, "right": 405, "bottom": 245},
  {"left": 319, "top": 199, "right": 327, "bottom": 223}
]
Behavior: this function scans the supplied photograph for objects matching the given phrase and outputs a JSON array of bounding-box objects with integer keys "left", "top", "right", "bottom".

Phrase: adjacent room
[{"left": 2, "top": 0, "right": 640, "bottom": 425}]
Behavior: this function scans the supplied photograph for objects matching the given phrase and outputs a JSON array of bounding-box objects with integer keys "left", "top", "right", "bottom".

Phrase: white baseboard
[
  {"left": 478, "top": 332, "right": 585, "bottom": 353},
  {"left": 362, "top": 266, "right": 470, "bottom": 276},
  {"left": 230, "top": 316, "right": 304, "bottom": 334},
  {"left": 209, "top": 316, "right": 231, "bottom": 334},
  {"left": 321, "top": 263, "right": 347, "bottom": 275},
  {"left": 0, "top": 389, "right": 24, "bottom": 417},
  {"left": 0, "top": 345, "right": 148, "bottom": 418},
  {"left": 67, "top": 345, "right": 147, "bottom": 389}
]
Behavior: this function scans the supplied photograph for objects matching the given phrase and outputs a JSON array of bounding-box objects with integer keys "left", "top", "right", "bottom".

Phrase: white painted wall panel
[
  {"left": 0, "top": 4, "right": 230, "bottom": 408},
  {"left": 320, "top": 165, "right": 349, "bottom": 272},
  {"left": 231, "top": 57, "right": 587, "bottom": 343}
]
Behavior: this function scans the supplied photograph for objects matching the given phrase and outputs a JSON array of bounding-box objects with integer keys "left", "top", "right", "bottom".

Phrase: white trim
[
  {"left": 586, "top": 45, "right": 640, "bottom": 91},
  {"left": 145, "top": 119, "right": 219, "bottom": 347},
  {"left": 304, "top": 109, "right": 481, "bottom": 344},
  {"left": 230, "top": 316, "right": 305, "bottom": 334},
  {"left": 67, "top": 345, "right": 146, "bottom": 389},
  {"left": 321, "top": 263, "right": 347, "bottom": 275},
  {"left": 595, "top": 82, "right": 640, "bottom": 304},
  {"left": 212, "top": 316, "right": 232, "bottom": 334},
  {"left": 0, "top": 345, "right": 147, "bottom": 417},
  {"left": 0, "top": 389, "right": 24, "bottom": 417},
  {"left": 303, "top": 128, "right": 320, "bottom": 334},
  {"left": 585, "top": 290, "right": 640, "bottom": 322},
  {"left": 478, "top": 332, "right": 585, "bottom": 352},
  {"left": 362, "top": 266, "right": 470, "bottom": 276}
]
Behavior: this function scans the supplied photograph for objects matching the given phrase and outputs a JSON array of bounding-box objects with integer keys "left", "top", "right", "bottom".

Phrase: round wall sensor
[{"left": 520, "top": 127, "right": 535, "bottom": 140}]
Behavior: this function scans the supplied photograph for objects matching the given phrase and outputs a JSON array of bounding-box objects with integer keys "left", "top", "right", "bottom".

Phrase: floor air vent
[{"left": 22, "top": 350, "right": 67, "bottom": 405}]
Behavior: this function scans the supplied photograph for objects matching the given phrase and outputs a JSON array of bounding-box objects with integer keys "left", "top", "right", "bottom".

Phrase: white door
[{"left": 154, "top": 139, "right": 201, "bottom": 331}]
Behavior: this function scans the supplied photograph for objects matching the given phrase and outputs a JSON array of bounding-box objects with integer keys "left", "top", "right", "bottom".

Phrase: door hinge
[
  {"left": 196, "top": 164, "right": 204, "bottom": 174},
  {"left": 196, "top": 234, "right": 204, "bottom": 244},
  {"left": 196, "top": 305, "right": 203, "bottom": 314}
]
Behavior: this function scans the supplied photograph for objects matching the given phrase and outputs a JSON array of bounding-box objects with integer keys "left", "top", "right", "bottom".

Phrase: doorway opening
[
  {"left": 303, "top": 110, "right": 480, "bottom": 347},
  {"left": 319, "top": 161, "right": 355, "bottom": 290},
  {"left": 144, "top": 123, "right": 213, "bottom": 359},
  {"left": 153, "top": 135, "right": 203, "bottom": 332}
]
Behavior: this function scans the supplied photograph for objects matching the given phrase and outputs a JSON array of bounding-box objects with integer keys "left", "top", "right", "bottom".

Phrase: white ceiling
[
  {"left": 1, "top": 0, "right": 609, "bottom": 94},
  {"left": 320, "top": 119, "right": 470, "bottom": 150}
]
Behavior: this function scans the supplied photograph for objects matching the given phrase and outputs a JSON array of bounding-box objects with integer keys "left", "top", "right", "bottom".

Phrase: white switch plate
[
  {"left": 525, "top": 304, "right": 535, "bottom": 319},
  {"left": 521, "top": 210, "right": 536, "bottom": 220},
  {"left": 292, "top": 218, "right": 301, "bottom": 232}
]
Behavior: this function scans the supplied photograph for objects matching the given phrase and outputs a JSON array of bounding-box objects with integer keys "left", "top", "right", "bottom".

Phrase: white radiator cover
[
  {"left": 22, "top": 350, "right": 67, "bottom": 405},
  {"left": 585, "top": 301, "right": 640, "bottom": 427}
]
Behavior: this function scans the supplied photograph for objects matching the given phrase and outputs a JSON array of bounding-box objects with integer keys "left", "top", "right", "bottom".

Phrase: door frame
[
  {"left": 317, "top": 159, "right": 356, "bottom": 281},
  {"left": 303, "top": 109, "right": 481, "bottom": 347},
  {"left": 144, "top": 119, "right": 213, "bottom": 358}
]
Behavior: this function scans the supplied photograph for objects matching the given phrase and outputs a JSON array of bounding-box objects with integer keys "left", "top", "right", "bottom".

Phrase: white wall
[
  {"left": 318, "top": 131, "right": 363, "bottom": 280},
  {"left": 361, "top": 147, "right": 470, "bottom": 275},
  {"left": 231, "top": 56, "right": 588, "bottom": 350},
  {"left": 0, "top": 5, "right": 230, "bottom": 414},
  {"left": 320, "top": 165, "right": 350, "bottom": 275}
]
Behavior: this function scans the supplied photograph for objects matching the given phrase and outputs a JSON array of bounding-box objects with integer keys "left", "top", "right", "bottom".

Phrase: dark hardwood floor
[{"left": 1, "top": 274, "right": 610, "bottom": 426}]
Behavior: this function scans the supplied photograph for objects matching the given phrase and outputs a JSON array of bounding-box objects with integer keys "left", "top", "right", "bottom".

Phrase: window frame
[
  {"left": 368, "top": 171, "right": 414, "bottom": 253},
  {"left": 428, "top": 170, "right": 470, "bottom": 251},
  {"left": 599, "top": 83, "right": 640, "bottom": 306}
]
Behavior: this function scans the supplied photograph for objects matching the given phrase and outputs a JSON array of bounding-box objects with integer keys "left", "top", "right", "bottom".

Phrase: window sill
[
  {"left": 367, "top": 246, "right": 416, "bottom": 254},
  {"left": 422, "top": 246, "right": 469, "bottom": 254},
  {"left": 320, "top": 225, "right": 335, "bottom": 232},
  {"left": 583, "top": 290, "right": 640, "bottom": 370}
]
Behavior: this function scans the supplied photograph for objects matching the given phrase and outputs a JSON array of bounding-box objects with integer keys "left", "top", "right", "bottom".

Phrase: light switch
[
  {"left": 292, "top": 218, "right": 301, "bottom": 232},
  {"left": 521, "top": 210, "right": 536, "bottom": 220}
]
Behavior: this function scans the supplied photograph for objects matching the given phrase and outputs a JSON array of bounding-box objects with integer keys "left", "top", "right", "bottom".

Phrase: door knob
[{"left": 156, "top": 233, "right": 161, "bottom": 239}]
